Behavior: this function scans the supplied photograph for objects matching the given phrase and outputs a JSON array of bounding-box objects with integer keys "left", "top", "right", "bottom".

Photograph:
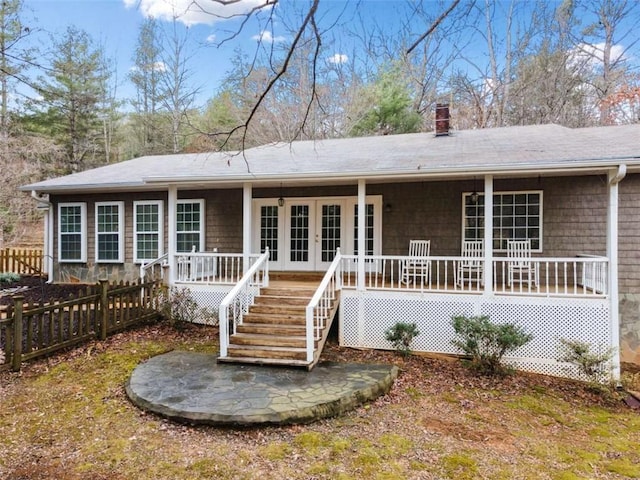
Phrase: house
[{"left": 20, "top": 121, "right": 640, "bottom": 377}]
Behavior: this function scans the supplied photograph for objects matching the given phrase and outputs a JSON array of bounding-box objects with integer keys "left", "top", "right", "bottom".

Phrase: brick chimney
[{"left": 435, "top": 103, "right": 450, "bottom": 136}]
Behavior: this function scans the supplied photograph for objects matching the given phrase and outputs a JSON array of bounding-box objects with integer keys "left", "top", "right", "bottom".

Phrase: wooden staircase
[{"left": 218, "top": 273, "right": 339, "bottom": 370}]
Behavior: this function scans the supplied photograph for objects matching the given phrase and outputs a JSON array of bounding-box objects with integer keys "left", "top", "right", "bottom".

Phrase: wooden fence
[
  {"left": 0, "top": 248, "right": 44, "bottom": 276},
  {"left": 0, "top": 279, "right": 162, "bottom": 372}
]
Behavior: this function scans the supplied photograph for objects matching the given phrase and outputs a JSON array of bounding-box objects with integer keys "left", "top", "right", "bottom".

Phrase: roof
[{"left": 21, "top": 123, "right": 640, "bottom": 194}]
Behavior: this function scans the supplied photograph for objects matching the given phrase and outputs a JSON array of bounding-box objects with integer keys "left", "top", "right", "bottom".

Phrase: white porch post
[
  {"left": 357, "top": 179, "right": 366, "bottom": 291},
  {"left": 167, "top": 185, "right": 177, "bottom": 286},
  {"left": 608, "top": 165, "right": 625, "bottom": 382},
  {"left": 483, "top": 175, "right": 494, "bottom": 295},
  {"left": 243, "top": 183, "right": 252, "bottom": 274}
]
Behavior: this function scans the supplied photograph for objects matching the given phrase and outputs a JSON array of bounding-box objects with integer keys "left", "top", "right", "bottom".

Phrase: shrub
[
  {"left": 155, "top": 286, "right": 218, "bottom": 329},
  {"left": 0, "top": 272, "right": 20, "bottom": 283},
  {"left": 385, "top": 322, "right": 420, "bottom": 357},
  {"left": 557, "top": 338, "right": 615, "bottom": 385},
  {"left": 451, "top": 315, "right": 533, "bottom": 375}
]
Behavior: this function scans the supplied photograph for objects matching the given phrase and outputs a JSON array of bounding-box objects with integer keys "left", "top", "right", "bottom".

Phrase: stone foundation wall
[
  {"left": 55, "top": 262, "right": 141, "bottom": 284},
  {"left": 620, "top": 293, "right": 640, "bottom": 366}
]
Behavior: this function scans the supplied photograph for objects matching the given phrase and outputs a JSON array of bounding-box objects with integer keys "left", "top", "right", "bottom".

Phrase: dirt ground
[
  {"left": 1, "top": 323, "right": 639, "bottom": 479},
  {"left": 0, "top": 275, "right": 91, "bottom": 307}
]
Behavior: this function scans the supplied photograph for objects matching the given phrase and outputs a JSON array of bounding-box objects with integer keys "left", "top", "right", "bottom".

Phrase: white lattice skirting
[
  {"left": 174, "top": 283, "right": 234, "bottom": 325},
  {"left": 339, "top": 290, "right": 611, "bottom": 379}
]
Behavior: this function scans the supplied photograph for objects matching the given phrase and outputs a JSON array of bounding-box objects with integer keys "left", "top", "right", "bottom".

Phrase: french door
[{"left": 253, "top": 196, "right": 381, "bottom": 271}]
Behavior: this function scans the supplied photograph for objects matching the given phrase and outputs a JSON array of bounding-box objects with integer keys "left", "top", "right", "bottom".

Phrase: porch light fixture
[
  {"left": 470, "top": 177, "right": 479, "bottom": 204},
  {"left": 278, "top": 183, "right": 284, "bottom": 207}
]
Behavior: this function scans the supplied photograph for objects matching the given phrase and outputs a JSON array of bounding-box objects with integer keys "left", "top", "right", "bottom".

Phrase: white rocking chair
[
  {"left": 401, "top": 240, "right": 431, "bottom": 285},
  {"left": 457, "top": 240, "right": 484, "bottom": 288},
  {"left": 507, "top": 239, "right": 538, "bottom": 287}
]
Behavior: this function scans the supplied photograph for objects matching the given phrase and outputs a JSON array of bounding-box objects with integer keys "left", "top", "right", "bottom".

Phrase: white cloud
[
  {"left": 252, "top": 30, "right": 285, "bottom": 43},
  {"left": 328, "top": 53, "right": 348, "bottom": 64},
  {"left": 129, "top": 61, "right": 167, "bottom": 73},
  {"left": 124, "top": 0, "right": 272, "bottom": 26},
  {"left": 206, "top": 33, "right": 216, "bottom": 43},
  {"left": 570, "top": 42, "right": 626, "bottom": 69}
]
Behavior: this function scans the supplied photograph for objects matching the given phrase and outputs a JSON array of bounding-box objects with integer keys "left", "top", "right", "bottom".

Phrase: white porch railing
[
  {"left": 305, "top": 248, "right": 342, "bottom": 363},
  {"left": 140, "top": 253, "right": 169, "bottom": 281},
  {"left": 341, "top": 254, "right": 608, "bottom": 297},
  {"left": 175, "top": 248, "right": 262, "bottom": 284},
  {"left": 218, "top": 248, "right": 270, "bottom": 358}
]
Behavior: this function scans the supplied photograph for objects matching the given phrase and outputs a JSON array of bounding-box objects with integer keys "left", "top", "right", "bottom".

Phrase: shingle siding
[{"left": 47, "top": 175, "right": 625, "bottom": 281}]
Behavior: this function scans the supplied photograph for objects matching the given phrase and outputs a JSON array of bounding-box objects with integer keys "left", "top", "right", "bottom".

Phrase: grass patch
[
  {"left": 1, "top": 325, "right": 639, "bottom": 480},
  {"left": 441, "top": 452, "right": 478, "bottom": 480}
]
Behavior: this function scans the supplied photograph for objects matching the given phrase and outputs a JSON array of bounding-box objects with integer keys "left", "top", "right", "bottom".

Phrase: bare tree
[
  {"left": 129, "top": 18, "right": 165, "bottom": 155},
  {"left": 157, "top": 17, "right": 200, "bottom": 153},
  {"left": 570, "top": 0, "right": 640, "bottom": 125},
  {"left": 158, "top": 0, "right": 462, "bottom": 149}
]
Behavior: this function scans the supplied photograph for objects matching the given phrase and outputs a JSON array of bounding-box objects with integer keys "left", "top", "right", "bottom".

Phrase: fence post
[
  {"left": 11, "top": 295, "right": 24, "bottom": 372},
  {"left": 99, "top": 279, "right": 108, "bottom": 340}
]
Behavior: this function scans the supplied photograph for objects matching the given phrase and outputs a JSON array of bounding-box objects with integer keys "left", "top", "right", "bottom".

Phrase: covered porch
[{"left": 144, "top": 168, "right": 622, "bottom": 379}]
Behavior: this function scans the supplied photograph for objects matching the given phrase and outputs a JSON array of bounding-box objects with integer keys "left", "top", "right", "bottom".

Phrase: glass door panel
[
  {"left": 318, "top": 202, "right": 343, "bottom": 268},
  {"left": 286, "top": 202, "right": 314, "bottom": 270}
]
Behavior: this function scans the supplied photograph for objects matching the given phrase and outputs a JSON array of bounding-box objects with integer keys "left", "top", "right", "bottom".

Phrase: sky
[
  {"left": 22, "top": 0, "right": 393, "bottom": 109},
  {"left": 19, "top": 0, "right": 640, "bottom": 112}
]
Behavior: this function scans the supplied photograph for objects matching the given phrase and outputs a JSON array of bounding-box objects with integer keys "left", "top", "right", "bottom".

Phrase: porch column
[
  {"left": 483, "top": 175, "right": 494, "bottom": 295},
  {"left": 357, "top": 179, "right": 366, "bottom": 291},
  {"left": 167, "top": 185, "right": 177, "bottom": 286},
  {"left": 608, "top": 165, "right": 625, "bottom": 382},
  {"left": 243, "top": 183, "right": 252, "bottom": 274}
]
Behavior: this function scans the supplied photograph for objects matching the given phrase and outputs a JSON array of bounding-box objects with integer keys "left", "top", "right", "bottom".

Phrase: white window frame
[
  {"left": 133, "top": 200, "right": 164, "bottom": 263},
  {"left": 95, "top": 201, "right": 125, "bottom": 263},
  {"left": 462, "top": 190, "right": 543, "bottom": 252},
  {"left": 176, "top": 199, "right": 205, "bottom": 252},
  {"left": 58, "top": 202, "right": 87, "bottom": 263}
]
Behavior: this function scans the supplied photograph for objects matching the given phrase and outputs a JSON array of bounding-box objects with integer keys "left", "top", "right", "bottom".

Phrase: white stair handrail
[
  {"left": 140, "top": 253, "right": 169, "bottom": 281},
  {"left": 219, "top": 248, "right": 270, "bottom": 358},
  {"left": 305, "top": 248, "right": 342, "bottom": 363}
]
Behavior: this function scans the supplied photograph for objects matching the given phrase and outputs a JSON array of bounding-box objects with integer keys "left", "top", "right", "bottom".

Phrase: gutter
[
  {"left": 19, "top": 155, "right": 640, "bottom": 194},
  {"left": 30, "top": 191, "right": 53, "bottom": 283},
  {"left": 609, "top": 164, "right": 627, "bottom": 185}
]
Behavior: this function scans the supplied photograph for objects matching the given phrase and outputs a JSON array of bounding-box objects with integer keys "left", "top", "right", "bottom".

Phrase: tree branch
[{"left": 406, "top": 0, "right": 461, "bottom": 55}]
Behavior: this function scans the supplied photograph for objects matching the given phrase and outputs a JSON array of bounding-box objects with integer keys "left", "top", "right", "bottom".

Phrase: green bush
[
  {"left": 385, "top": 322, "right": 420, "bottom": 357},
  {"left": 155, "top": 286, "right": 218, "bottom": 330},
  {"left": 0, "top": 272, "right": 20, "bottom": 283},
  {"left": 451, "top": 315, "right": 533, "bottom": 375},
  {"left": 557, "top": 338, "right": 615, "bottom": 385}
]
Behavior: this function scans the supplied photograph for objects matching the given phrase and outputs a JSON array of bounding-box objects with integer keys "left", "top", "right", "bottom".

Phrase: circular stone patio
[{"left": 125, "top": 350, "right": 399, "bottom": 426}]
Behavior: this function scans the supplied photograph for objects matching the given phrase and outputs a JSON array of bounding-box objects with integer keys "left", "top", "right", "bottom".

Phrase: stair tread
[
  {"left": 218, "top": 356, "right": 311, "bottom": 367},
  {"left": 228, "top": 344, "right": 307, "bottom": 352},
  {"left": 233, "top": 332, "right": 306, "bottom": 339}
]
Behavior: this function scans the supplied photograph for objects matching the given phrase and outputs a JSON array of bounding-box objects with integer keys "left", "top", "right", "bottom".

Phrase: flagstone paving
[{"left": 125, "top": 350, "right": 399, "bottom": 426}]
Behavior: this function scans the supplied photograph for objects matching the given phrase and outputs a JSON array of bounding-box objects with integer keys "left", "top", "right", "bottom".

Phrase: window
[
  {"left": 134, "top": 201, "right": 163, "bottom": 263},
  {"left": 260, "top": 205, "right": 279, "bottom": 262},
  {"left": 58, "top": 203, "right": 86, "bottom": 262},
  {"left": 95, "top": 202, "right": 124, "bottom": 262},
  {"left": 177, "top": 199, "right": 205, "bottom": 252},
  {"left": 463, "top": 191, "right": 542, "bottom": 252}
]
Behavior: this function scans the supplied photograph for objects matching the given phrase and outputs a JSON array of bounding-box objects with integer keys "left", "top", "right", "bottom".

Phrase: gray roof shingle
[{"left": 21, "top": 123, "right": 640, "bottom": 193}]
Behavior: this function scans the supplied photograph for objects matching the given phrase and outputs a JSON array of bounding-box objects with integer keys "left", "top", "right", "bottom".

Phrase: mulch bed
[{"left": 0, "top": 276, "right": 91, "bottom": 307}]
